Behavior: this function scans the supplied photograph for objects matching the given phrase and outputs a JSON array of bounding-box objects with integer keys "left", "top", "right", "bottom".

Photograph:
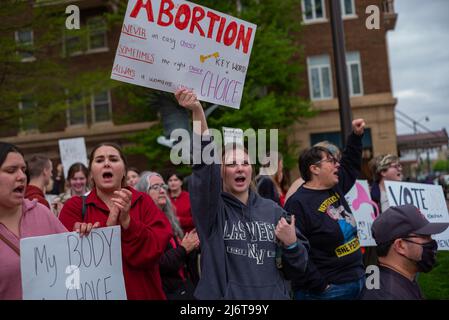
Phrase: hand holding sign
[
  {"left": 175, "top": 88, "right": 202, "bottom": 111},
  {"left": 74, "top": 221, "right": 100, "bottom": 237}
]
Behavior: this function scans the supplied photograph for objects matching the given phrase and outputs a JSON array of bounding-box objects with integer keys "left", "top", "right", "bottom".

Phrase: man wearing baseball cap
[{"left": 361, "top": 204, "right": 449, "bottom": 300}]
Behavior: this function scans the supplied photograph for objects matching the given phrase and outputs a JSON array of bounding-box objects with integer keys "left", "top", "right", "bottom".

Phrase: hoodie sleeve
[
  {"left": 338, "top": 132, "right": 363, "bottom": 194},
  {"left": 190, "top": 134, "right": 222, "bottom": 239},
  {"left": 280, "top": 218, "right": 309, "bottom": 279}
]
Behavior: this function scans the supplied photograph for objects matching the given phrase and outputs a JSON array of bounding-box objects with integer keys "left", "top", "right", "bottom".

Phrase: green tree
[
  {"left": 124, "top": 0, "right": 314, "bottom": 174},
  {"left": 0, "top": 1, "right": 123, "bottom": 133}
]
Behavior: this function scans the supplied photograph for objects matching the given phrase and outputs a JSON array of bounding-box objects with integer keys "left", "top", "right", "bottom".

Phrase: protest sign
[
  {"left": 58, "top": 137, "right": 88, "bottom": 179},
  {"left": 21, "top": 226, "right": 127, "bottom": 300},
  {"left": 385, "top": 181, "right": 449, "bottom": 250},
  {"left": 345, "top": 180, "right": 378, "bottom": 247},
  {"left": 223, "top": 127, "right": 244, "bottom": 146},
  {"left": 111, "top": 0, "right": 257, "bottom": 108}
]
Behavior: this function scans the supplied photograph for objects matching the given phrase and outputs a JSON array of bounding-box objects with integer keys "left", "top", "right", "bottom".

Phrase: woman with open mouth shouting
[
  {"left": 59, "top": 142, "right": 172, "bottom": 300},
  {"left": 0, "top": 142, "right": 68, "bottom": 300},
  {"left": 174, "top": 89, "right": 309, "bottom": 300}
]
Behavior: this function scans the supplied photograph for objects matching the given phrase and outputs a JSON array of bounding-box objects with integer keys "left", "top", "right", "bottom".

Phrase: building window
[
  {"left": 63, "top": 16, "right": 108, "bottom": 57},
  {"left": 67, "top": 93, "right": 87, "bottom": 126},
  {"left": 346, "top": 52, "right": 363, "bottom": 96},
  {"left": 92, "top": 91, "right": 111, "bottom": 123},
  {"left": 15, "top": 30, "right": 35, "bottom": 62},
  {"left": 341, "top": 0, "right": 356, "bottom": 16},
  {"left": 307, "top": 55, "right": 333, "bottom": 100},
  {"left": 64, "top": 31, "right": 83, "bottom": 56},
  {"left": 87, "top": 17, "right": 107, "bottom": 51},
  {"left": 19, "top": 97, "right": 38, "bottom": 132},
  {"left": 302, "top": 0, "right": 326, "bottom": 22}
]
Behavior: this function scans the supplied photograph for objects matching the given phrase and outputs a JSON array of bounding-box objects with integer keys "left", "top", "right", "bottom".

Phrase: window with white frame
[
  {"left": 87, "top": 17, "right": 107, "bottom": 51},
  {"left": 307, "top": 55, "right": 333, "bottom": 100},
  {"left": 63, "top": 16, "right": 107, "bottom": 57},
  {"left": 92, "top": 91, "right": 111, "bottom": 123},
  {"left": 346, "top": 51, "right": 363, "bottom": 96},
  {"left": 302, "top": 0, "right": 325, "bottom": 22},
  {"left": 15, "top": 30, "right": 35, "bottom": 61},
  {"left": 67, "top": 93, "right": 87, "bottom": 126},
  {"left": 341, "top": 0, "right": 356, "bottom": 16},
  {"left": 19, "top": 97, "right": 38, "bottom": 132}
]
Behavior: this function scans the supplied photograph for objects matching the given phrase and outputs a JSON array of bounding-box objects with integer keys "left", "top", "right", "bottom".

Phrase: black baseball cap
[{"left": 372, "top": 204, "right": 449, "bottom": 245}]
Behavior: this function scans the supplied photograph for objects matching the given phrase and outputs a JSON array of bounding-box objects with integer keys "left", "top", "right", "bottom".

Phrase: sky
[{"left": 387, "top": 0, "right": 449, "bottom": 136}]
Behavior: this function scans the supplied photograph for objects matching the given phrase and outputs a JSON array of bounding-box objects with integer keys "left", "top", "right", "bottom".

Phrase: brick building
[
  {"left": 291, "top": 0, "right": 398, "bottom": 178},
  {"left": 1, "top": 0, "right": 399, "bottom": 181}
]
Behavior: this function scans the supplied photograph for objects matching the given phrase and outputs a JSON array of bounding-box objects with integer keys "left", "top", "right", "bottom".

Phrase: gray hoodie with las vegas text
[{"left": 190, "top": 136, "right": 309, "bottom": 300}]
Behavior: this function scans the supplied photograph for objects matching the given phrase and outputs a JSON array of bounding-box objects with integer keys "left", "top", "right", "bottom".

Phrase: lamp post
[{"left": 328, "top": 0, "right": 353, "bottom": 147}]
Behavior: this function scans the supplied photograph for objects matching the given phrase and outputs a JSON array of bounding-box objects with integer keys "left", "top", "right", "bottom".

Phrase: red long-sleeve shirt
[
  {"left": 170, "top": 191, "right": 195, "bottom": 233},
  {"left": 59, "top": 187, "right": 172, "bottom": 300}
]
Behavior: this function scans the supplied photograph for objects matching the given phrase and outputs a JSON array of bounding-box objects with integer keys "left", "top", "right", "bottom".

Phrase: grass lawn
[{"left": 418, "top": 251, "right": 449, "bottom": 299}]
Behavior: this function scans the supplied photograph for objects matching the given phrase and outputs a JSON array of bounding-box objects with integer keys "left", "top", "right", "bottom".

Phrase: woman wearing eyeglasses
[
  {"left": 135, "top": 171, "right": 200, "bottom": 300},
  {"left": 284, "top": 119, "right": 367, "bottom": 300},
  {"left": 59, "top": 143, "right": 172, "bottom": 300}
]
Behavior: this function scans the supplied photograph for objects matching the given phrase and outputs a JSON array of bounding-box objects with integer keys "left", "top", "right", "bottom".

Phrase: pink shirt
[{"left": 0, "top": 199, "right": 68, "bottom": 300}]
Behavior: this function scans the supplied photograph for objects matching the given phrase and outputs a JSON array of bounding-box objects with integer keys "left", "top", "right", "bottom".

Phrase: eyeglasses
[
  {"left": 314, "top": 156, "right": 339, "bottom": 166},
  {"left": 149, "top": 183, "right": 168, "bottom": 191},
  {"left": 390, "top": 163, "right": 402, "bottom": 170}
]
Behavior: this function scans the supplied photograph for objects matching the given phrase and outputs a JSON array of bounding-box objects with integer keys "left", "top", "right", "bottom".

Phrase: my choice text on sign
[
  {"left": 20, "top": 226, "right": 127, "bottom": 300},
  {"left": 111, "top": 0, "right": 257, "bottom": 108}
]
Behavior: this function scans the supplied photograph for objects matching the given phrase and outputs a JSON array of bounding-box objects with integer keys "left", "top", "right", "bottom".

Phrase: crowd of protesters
[{"left": 1, "top": 89, "right": 448, "bottom": 300}]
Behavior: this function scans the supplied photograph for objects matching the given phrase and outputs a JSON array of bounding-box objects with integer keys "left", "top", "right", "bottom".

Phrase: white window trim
[
  {"left": 14, "top": 30, "right": 36, "bottom": 62},
  {"left": 346, "top": 60, "right": 364, "bottom": 97},
  {"left": 87, "top": 17, "right": 109, "bottom": 52},
  {"left": 301, "top": 0, "right": 328, "bottom": 24},
  {"left": 91, "top": 90, "right": 112, "bottom": 124},
  {"left": 307, "top": 58, "right": 333, "bottom": 101},
  {"left": 341, "top": 0, "right": 357, "bottom": 18},
  {"left": 66, "top": 92, "right": 87, "bottom": 128}
]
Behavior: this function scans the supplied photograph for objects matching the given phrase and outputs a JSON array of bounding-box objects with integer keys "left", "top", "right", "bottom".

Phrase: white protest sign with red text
[{"left": 111, "top": 0, "right": 257, "bottom": 109}]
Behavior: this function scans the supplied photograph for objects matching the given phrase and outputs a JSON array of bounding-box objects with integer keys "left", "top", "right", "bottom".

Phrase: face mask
[
  {"left": 403, "top": 239, "right": 438, "bottom": 273},
  {"left": 416, "top": 240, "right": 438, "bottom": 273}
]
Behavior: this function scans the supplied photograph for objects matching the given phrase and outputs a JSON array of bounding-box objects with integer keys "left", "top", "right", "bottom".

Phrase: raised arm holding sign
[{"left": 111, "top": 0, "right": 257, "bottom": 108}]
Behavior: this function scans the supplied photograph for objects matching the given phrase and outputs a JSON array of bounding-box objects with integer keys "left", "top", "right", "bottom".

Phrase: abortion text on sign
[{"left": 111, "top": 0, "right": 257, "bottom": 108}]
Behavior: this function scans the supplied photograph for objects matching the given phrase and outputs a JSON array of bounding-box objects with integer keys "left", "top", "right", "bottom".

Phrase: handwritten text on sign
[
  {"left": 385, "top": 181, "right": 449, "bottom": 250},
  {"left": 111, "top": 0, "right": 257, "bottom": 108},
  {"left": 20, "top": 226, "right": 127, "bottom": 300}
]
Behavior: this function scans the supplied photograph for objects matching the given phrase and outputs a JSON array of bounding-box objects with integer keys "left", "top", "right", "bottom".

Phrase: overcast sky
[{"left": 387, "top": 0, "right": 449, "bottom": 135}]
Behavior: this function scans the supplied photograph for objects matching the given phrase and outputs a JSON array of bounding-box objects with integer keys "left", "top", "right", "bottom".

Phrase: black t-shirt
[{"left": 361, "top": 266, "right": 424, "bottom": 300}]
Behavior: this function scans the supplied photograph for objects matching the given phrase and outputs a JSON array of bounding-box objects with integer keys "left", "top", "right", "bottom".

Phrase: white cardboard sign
[
  {"left": 345, "top": 180, "right": 378, "bottom": 247},
  {"left": 21, "top": 226, "right": 127, "bottom": 300},
  {"left": 58, "top": 137, "right": 88, "bottom": 179},
  {"left": 111, "top": 0, "right": 257, "bottom": 109},
  {"left": 385, "top": 181, "right": 449, "bottom": 250}
]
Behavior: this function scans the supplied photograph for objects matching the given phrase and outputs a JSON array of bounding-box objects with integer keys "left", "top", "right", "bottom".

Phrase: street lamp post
[{"left": 328, "top": 0, "right": 353, "bottom": 148}]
